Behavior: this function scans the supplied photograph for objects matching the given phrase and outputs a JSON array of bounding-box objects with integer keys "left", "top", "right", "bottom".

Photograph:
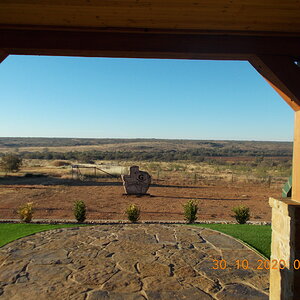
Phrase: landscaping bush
[
  {"left": 0, "top": 153, "right": 22, "bottom": 173},
  {"left": 232, "top": 205, "right": 250, "bottom": 224},
  {"left": 125, "top": 204, "right": 140, "bottom": 223},
  {"left": 183, "top": 200, "right": 198, "bottom": 223},
  {"left": 18, "top": 202, "right": 34, "bottom": 223},
  {"left": 74, "top": 200, "right": 86, "bottom": 222}
]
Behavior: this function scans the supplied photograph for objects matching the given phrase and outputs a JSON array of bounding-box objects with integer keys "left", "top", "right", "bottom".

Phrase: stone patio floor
[{"left": 0, "top": 224, "right": 269, "bottom": 300}]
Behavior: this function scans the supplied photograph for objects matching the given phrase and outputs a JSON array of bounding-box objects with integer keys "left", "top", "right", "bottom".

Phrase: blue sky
[{"left": 0, "top": 55, "right": 294, "bottom": 141}]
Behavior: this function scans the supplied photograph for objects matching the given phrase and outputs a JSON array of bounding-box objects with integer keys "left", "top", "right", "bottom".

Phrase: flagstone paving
[{"left": 0, "top": 224, "right": 269, "bottom": 299}]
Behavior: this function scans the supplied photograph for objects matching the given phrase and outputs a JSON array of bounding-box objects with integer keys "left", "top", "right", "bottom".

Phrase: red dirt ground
[{"left": 0, "top": 176, "right": 281, "bottom": 222}]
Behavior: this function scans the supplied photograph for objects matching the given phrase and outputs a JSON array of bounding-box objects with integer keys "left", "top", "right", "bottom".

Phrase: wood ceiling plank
[{"left": 0, "top": 1, "right": 300, "bottom": 33}]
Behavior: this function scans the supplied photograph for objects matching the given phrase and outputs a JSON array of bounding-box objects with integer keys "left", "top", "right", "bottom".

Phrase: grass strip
[
  {"left": 192, "top": 223, "right": 271, "bottom": 258},
  {"left": 0, "top": 223, "right": 87, "bottom": 247}
]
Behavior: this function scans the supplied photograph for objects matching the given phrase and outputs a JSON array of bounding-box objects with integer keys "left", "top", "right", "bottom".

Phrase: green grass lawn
[
  {"left": 193, "top": 224, "right": 272, "bottom": 258},
  {"left": 0, "top": 223, "right": 86, "bottom": 248}
]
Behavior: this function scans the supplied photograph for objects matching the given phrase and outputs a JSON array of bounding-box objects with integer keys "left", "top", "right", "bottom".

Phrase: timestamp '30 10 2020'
[{"left": 212, "top": 259, "right": 300, "bottom": 270}]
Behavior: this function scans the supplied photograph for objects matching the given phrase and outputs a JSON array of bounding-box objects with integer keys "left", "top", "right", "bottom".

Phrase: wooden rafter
[
  {"left": 249, "top": 55, "right": 300, "bottom": 111},
  {"left": 0, "top": 51, "right": 8, "bottom": 63}
]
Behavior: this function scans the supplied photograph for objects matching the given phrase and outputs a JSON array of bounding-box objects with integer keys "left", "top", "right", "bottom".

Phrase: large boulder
[{"left": 121, "top": 166, "right": 151, "bottom": 195}]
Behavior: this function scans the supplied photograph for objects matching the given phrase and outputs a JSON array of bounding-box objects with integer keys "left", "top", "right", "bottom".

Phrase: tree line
[{"left": 2, "top": 148, "right": 291, "bottom": 164}]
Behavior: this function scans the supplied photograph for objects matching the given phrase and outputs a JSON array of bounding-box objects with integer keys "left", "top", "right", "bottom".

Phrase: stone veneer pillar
[{"left": 269, "top": 197, "right": 300, "bottom": 299}]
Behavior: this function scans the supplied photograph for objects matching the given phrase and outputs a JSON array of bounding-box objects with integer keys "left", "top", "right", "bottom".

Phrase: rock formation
[{"left": 122, "top": 166, "right": 151, "bottom": 195}]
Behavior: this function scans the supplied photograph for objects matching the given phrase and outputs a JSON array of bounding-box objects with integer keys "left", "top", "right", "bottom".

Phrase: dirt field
[{"left": 0, "top": 175, "right": 281, "bottom": 222}]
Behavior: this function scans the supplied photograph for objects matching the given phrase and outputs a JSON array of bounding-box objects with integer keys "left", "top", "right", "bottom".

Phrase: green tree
[{"left": 0, "top": 153, "right": 22, "bottom": 173}]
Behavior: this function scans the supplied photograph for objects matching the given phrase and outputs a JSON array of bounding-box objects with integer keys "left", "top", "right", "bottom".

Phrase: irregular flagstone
[
  {"left": 68, "top": 253, "right": 115, "bottom": 271},
  {"left": 90, "top": 236, "right": 118, "bottom": 247},
  {"left": 111, "top": 243, "right": 157, "bottom": 262},
  {"left": 27, "top": 264, "right": 72, "bottom": 283},
  {"left": 155, "top": 247, "right": 179, "bottom": 261},
  {"left": 180, "top": 275, "right": 223, "bottom": 295},
  {"left": 116, "top": 258, "right": 139, "bottom": 273},
  {"left": 71, "top": 261, "right": 118, "bottom": 286},
  {"left": 31, "top": 248, "right": 71, "bottom": 264},
  {"left": 44, "top": 282, "right": 90, "bottom": 300},
  {"left": 0, "top": 224, "right": 269, "bottom": 299},
  {"left": 101, "top": 271, "right": 142, "bottom": 293},
  {"left": 174, "top": 265, "right": 198, "bottom": 279},
  {"left": 170, "top": 248, "right": 207, "bottom": 267},
  {"left": 4, "top": 239, "right": 36, "bottom": 251},
  {"left": 1, "top": 283, "right": 47, "bottom": 300},
  {"left": 118, "top": 229, "right": 157, "bottom": 244},
  {"left": 142, "top": 276, "right": 184, "bottom": 291},
  {"left": 0, "top": 251, "right": 9, "bottom": 265},
  {"left": 107, "top": 239, "right": 159, "bottom": 253},
  {"left": 200, "top": 228, "right": 247, "bottom": 250},
  {"left": 149, "top": 226, "right": 177, "bottom": 244},
  {"left": 86, "top": 290, "right": 146, "bottom": 300},
  {"left": 2, "top": 248, "right": 35, "bottom": 262},
  {"left": 221, "top": 249, "right": 262, "bottom": 266},
  {"left": 174, "top": 227, "right": 206, "bottom": 249},
  {"left": 139, "top": 261, "right": 171, "bottom": 277},
  {"left": 216, "top": 283, "right": 269, "bottom": 300},
  {"left": 246, "top": 273, "right": 270, "bottom": 293},
  {"left": 195, "top": 259, "right": 258, "bottom": 286},
  {"left": 145, "top": 287, "right": 214, "bottom": 300},
  {"left": 46, "top": 283, "right": 90, "bottom": 300},
  {"left": 0, "top": 260, "right": 28, "bottom": 285}
]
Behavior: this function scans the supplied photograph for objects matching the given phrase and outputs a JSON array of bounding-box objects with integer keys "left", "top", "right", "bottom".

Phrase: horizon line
[{"left": 0, "top": 136, "right": 293, "bottom": 143}]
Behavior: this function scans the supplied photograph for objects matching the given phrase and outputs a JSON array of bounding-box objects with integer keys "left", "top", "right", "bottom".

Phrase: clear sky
[{"left": 0, "top": 55, "right": 294, "bottom": 141}]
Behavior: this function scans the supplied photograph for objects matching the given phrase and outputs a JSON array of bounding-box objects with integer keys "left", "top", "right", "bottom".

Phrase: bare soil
[{"left": 0, "top": 175, "right": 281, "bottom": 222}]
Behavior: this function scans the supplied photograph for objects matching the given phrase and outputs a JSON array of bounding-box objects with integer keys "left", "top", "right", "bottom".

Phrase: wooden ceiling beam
[
  {"left": 249, "top": 55, "right": 300, "bottom": 111},
  {"left": 1, "top": 29, "right": 300, "bottom": 60}
]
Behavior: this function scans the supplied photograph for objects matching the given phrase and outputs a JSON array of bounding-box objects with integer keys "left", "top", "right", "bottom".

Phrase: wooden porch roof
[
  {"left": 1, "top": 0, "right": 300, "bottom": 36},
  {"left": 1, "top": 0, "right": 300, "bottom": 109}
]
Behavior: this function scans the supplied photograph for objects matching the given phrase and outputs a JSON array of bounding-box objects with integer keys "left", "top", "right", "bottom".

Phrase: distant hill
[{"left": 0, "top": 137, "right": 292, "bottom": 161}]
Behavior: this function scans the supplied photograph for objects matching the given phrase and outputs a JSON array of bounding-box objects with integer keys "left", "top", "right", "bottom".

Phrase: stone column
[
  {"left": 292, "top": 110, "right": 300, "bottom": 201},
  {"left": 269, "top": 198, "right": 300, "bottom": 299}
]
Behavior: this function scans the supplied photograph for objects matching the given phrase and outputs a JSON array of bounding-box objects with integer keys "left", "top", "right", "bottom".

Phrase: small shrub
[
  {"left": 0, "top": 153, "right": 22, "bottom": 173},
  {"left": 74, "top": 200, "right": 86, "bottom": 222},
  {"left": 18, "top": 202, "right": 34, "bottom": 223},
  {"left": 232, "top": 205, "right": 250, "bottom": 224},
  {"left": 183, "top": 200, "right": 198, "bottom": 223},
  {"left": 125, "top": 204, "right": 140, "bottom": 223}
]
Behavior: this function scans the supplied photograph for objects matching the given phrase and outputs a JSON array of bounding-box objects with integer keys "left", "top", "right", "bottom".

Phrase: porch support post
[
  {"left": 251, "top": 55, "right": 300, "bottom": 299},
  {"left": 293, "top": 111, "right": 300, "bottom": 201}
]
